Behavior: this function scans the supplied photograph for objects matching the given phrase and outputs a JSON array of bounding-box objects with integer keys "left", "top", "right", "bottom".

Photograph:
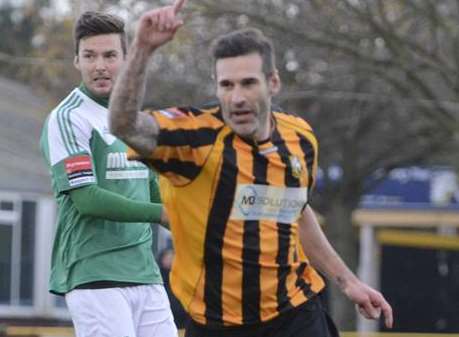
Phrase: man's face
[
  {"left": 216, "top": 53, "right": 280, "bottom": 141},
  {"left": 74, "top": 33, "right": 125, "bottom": 98}
]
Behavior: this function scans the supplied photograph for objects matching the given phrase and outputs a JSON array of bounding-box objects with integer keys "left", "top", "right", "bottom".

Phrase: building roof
[{"left": 0, "top": 76, "right": 52, "bottom": 194}]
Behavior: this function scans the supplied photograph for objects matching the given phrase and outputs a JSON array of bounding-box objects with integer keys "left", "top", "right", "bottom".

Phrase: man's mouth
[
  {"left": 93, "top": 77, "right": 111, "bottom": 84},
  {"left": 231, "top": 110, "right": 255, "bottom": 124},
  {"left": 231, "top": 110, "right": 254, "bottom": 120},
  {"left": 233, "top": 110, "right": 251, "bottom": 115}
]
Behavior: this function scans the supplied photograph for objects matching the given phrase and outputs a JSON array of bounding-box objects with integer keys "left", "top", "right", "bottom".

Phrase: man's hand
[
  {"left": 342, "top": 278, "right": 393, "bottom": 328},
  {"left": 134, "top": 0, "right": 187, "bottom": 52}
]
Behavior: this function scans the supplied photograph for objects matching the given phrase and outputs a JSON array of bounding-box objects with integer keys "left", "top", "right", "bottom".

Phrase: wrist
[
  {"left": 131, "top": 39, "right": 157, "bottom": 59},
  {"left": 335, "top": 273, "right": 360, "bottom": 292}
]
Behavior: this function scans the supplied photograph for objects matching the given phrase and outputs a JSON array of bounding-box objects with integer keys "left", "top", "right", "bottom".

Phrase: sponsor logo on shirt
[
  {"left": 230, "top": 184, "right": 308, "bottom": 223},
  {"left": 65, "top": 155, "right": 95, "bottom": 186},
  {"left": 105, "top": 152, "right": 149, "bottom": 180}
]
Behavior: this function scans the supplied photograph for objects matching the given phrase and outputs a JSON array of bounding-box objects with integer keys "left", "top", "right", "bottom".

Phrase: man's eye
[
  {"left": 242, "top": 79, "right": 257, "bottom": 86},
  {"left": 220, "top": 81, "right": 232, "bottom": 88}
]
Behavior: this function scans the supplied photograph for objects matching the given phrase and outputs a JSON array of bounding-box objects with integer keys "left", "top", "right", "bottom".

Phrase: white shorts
[{"left": 65, "top": 284, "right": 178, "bottom": 337}]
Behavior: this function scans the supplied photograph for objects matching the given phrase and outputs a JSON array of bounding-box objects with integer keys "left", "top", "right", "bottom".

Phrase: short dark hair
[
  {"left": 74, "top": 11, "right": 127, "bottom": 55},
  {"left": 211, "top": 28, "right": 276, "bottom": 76}
]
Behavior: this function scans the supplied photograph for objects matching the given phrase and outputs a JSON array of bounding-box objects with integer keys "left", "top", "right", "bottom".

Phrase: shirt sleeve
[
  {"left": 69, "top": 185, "right": 162, "bottom": 223},
  {"left": 128, "top": 106, "right": 224, "bottom": 186},
  {"left": 297, "top": 121, "right": 318, "bottom": 204},
  {"left": 44, "top": 107, "right": 96, "bottom": 193}
]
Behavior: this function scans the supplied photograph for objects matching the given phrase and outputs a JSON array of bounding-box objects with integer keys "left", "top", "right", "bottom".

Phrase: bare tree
[{"left": 193, "top": 0, "right": 459, "bottom": 330}]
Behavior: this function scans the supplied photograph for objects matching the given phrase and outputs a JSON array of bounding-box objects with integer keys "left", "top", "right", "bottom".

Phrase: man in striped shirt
[
  {"left": 40, "top": 11, "right": 178, "bottom": 337},
  {"left": 109, "top": 1, "right": 393, "bottom": 336}
]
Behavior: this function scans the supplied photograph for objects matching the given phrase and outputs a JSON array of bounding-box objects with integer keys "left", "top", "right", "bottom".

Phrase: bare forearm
[
  {"left": 109, "top": 42, "right": 149, "bottom": 136},
  {"left": 298, "top": 206, "right": 359, "bottom": 291},
  {"left": 109, "top": 42, "right": 159, "bottom": 155},
  {"left": 109, "top": 2, "right": 186, "bottom": 155}
]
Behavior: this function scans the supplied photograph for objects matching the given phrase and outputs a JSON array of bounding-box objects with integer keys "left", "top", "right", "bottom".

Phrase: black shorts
[{"left": 184, "top": 296, "right": 340, "bottom": 337}]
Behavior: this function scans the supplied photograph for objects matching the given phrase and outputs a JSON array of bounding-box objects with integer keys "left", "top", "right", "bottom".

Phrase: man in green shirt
[{"left": 40, "top": 11, "right": 177, "bottom": 337}]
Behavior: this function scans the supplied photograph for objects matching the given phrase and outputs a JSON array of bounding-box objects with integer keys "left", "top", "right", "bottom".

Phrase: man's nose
[
  {"left": 95, "top": 56, "right": 107, "bottom": 70},
  {"left": 231, "top": 86, "right": 246, "bottom": 106}
]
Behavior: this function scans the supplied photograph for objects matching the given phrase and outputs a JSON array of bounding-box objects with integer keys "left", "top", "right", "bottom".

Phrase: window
[
  {"left": 0, "top": 201, "right": 13, "bottom": 211},
  {"left": 20, "top": 201, "right": 36, "bottom": 305},
  {"left": 0, "top": 223, "right": 12, "bottom": 304},
  {"left": 0, "top": 197, "right": 37, "bottom": 306}
]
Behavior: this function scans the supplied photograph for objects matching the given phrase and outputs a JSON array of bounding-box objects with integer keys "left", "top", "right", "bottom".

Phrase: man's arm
[
  {"left": 69, "top": 185, "right": 163, "bottom": 224},
  {"left": 298, "top": 205, "right": 393, "bottom": 328},
  {"left": 109, "top": 0, "right": 187, "bottom": 156}
]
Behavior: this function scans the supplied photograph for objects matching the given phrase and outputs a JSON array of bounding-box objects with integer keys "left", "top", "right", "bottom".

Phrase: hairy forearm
[
  {"left": 109, "top": 42, "right": 149, "bottom": 136},
  {"left": 298, "top": 206, "right": 359, "bottom": 291},
  {"left": 109, "top": 42, "right": 159, "bottom": 155}
]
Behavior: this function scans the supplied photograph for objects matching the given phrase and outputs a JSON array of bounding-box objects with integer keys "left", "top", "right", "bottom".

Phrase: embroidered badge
[{"left": 289, "top": 155, "right": 303, "bottom": 179}]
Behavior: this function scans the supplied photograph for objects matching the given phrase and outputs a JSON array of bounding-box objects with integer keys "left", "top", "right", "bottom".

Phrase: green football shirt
[{"left": 40, "top": 85, "right": 162, "bottom": 294}]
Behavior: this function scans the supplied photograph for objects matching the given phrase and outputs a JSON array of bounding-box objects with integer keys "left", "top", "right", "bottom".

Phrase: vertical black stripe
[
  {"left": 295, "top": 262, "right": 315, "bottom": 299},
  {"left": 275, "top": 222, "right": 293, "bottom": 310},
  {"left": 204, "top": 133, "right": 237, "bottom": 325},
  {"left": 273, "top": 128, "right": 300, "bottom": 188},
  {"left": 272, "top": 127, "right": 299, "bottom": 312},
  {"left": 241, "top": 147, "right": 268, "bottom": 324},
  {"left": 297, "top": 132, "right": 316, "bottom": 201},
  {"left": 288, "top": 132, "right": 315, "bottom": 299}
]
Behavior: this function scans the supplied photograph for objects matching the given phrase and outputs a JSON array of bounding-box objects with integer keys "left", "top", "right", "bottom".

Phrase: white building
[{"left": 0, "top": 77, "right": 67, "bottom": 321}]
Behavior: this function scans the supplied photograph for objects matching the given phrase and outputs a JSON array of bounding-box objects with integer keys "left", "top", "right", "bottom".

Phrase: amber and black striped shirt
[{"left": 129, "top": 104, "right": 325, "bottom": 326}]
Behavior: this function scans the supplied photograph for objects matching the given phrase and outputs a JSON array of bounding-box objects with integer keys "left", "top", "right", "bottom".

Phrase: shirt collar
[{"left": 79, "top": 83, "right": 109, "bottom": 108}]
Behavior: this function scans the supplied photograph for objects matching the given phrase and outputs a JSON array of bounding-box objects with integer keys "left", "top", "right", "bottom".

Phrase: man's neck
[
  {"left": 255, "top": 114, "right": 275, "bottom": 142},
  {"left": 79, "top": 83, "right": 109, "bottom": 108}
]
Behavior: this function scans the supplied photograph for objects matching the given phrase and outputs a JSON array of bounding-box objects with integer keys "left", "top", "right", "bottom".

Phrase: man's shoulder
[
  {"left": 147, "top": 101, "right": 224, "bottom": 127},
  {"left": 47, "top": 88, "right": 91, "bottom": 126},
  {"left": 155, "top": 100, "right": 220, "bottom": 116},
  {"left": 197, "top": 99, "right": 220, "bottom": 112},
  {"left": 190, "top": 101, "right": 222, "bottom": 121},
  {"left": 273, "top": 107, "right": 314, "bottom": 134}
]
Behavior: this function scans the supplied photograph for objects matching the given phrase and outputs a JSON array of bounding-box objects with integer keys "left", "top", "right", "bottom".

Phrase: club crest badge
[{"left": 289, "top": 155, "right": 303, "bottom": 179}]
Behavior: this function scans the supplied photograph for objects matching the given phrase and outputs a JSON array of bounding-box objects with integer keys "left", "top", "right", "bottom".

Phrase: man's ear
[
  {"left": 269, "top": 70, "right": 281, "bottom": 95},
  {"left": 73, "top": 55, "right": 80, "bottom": 71}
]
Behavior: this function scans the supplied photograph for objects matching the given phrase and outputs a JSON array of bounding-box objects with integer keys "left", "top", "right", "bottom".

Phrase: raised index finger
[{"left": 173, "top": 0, "right": 187, "bottom": 14}]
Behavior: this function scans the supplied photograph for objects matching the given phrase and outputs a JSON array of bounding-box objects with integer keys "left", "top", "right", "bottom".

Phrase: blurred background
[{"left": 1, "top": 0, "right": 459, "bottom": 336}]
